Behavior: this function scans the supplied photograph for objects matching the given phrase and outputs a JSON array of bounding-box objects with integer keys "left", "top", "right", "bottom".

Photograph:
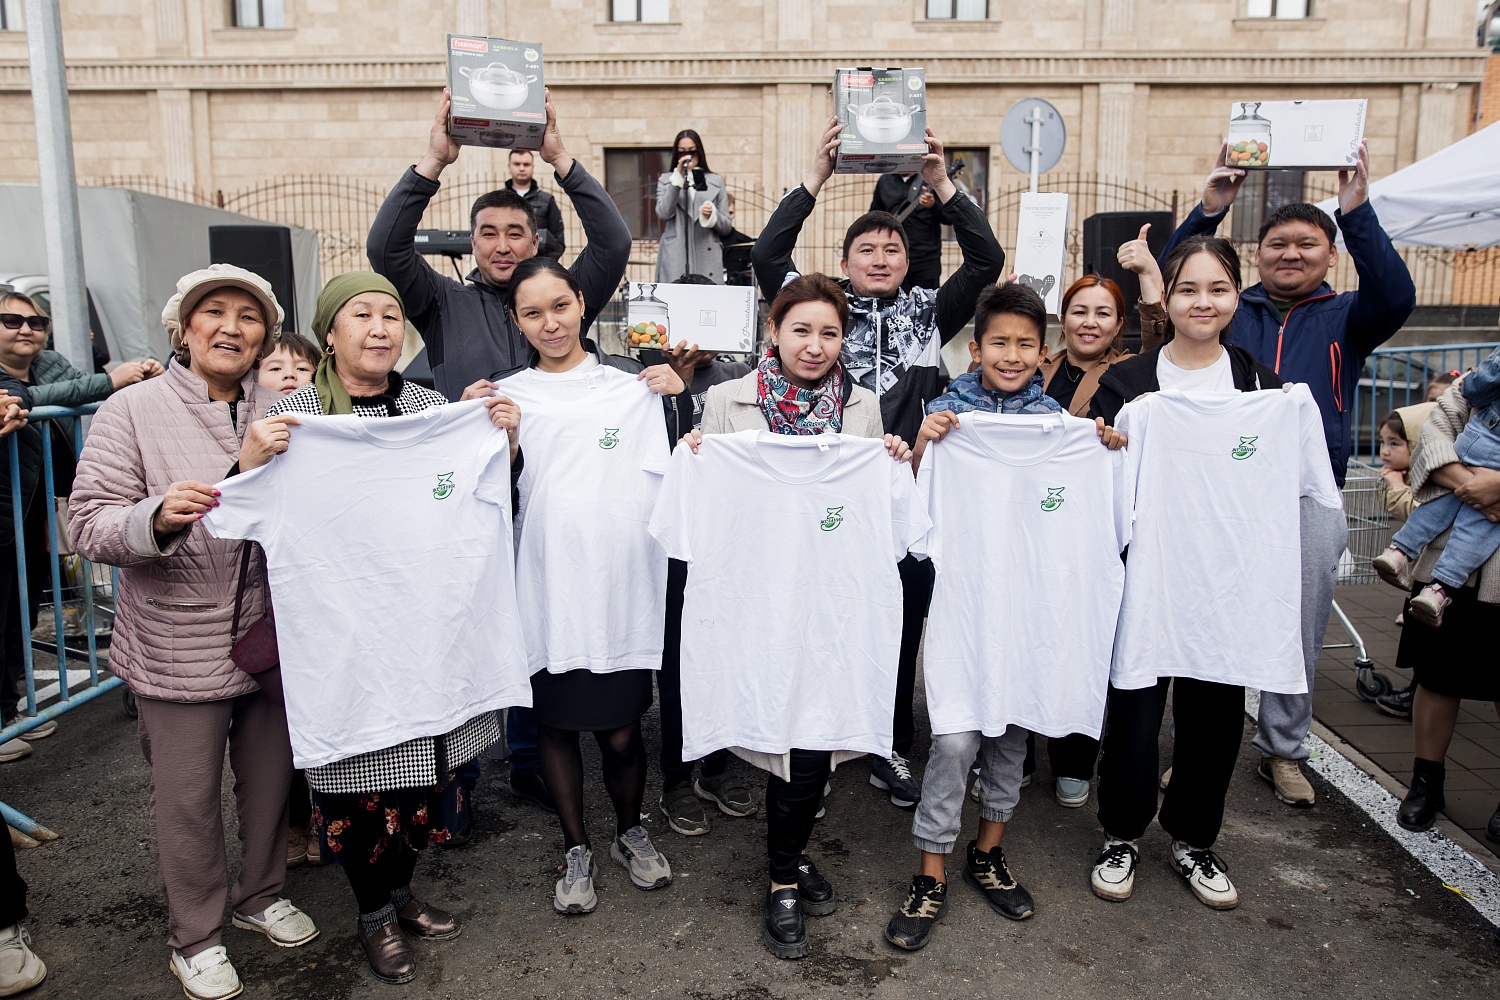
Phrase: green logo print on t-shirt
[
  {"left": 1040, "top": 487, "right": 1065, "bottom": 512},
  {"left": 820, "top": 506, "right": 844, "bottom": 531},
  {"left": 432, "top": 472, "right": 455, "bottom": 500},
  {"left": 1231, "top": 436, "right": 1258, "bottom": 460},
  {"left": 599, "top": 428, "right": 620, "bottom": 450}
]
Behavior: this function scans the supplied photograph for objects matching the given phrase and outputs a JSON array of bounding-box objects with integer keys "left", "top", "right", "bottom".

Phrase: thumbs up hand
[
  {"left": 1116, "top": 224, "right": 1153, "bottom": 275},
  {"left": 1116, "top": 223, "right": 1165, "bottom": 306}
]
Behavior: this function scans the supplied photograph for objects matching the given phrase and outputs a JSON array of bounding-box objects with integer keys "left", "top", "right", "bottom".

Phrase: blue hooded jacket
[{"left": 1162, "top": 199, "right": 1416, "bottom": 485}]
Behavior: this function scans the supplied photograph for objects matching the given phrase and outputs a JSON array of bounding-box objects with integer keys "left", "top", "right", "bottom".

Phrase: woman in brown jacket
[{"left": 68, "top": 265, "right": 318, "bottom": 1000}]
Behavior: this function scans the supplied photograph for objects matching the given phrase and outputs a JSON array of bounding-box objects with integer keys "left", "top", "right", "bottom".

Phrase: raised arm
[
  {"left": 1159, "top": 141, "right": 1247, "bottom": 262},
  {"left": 1334, "top": 144, "right": 1414, "bottom": 359},
  {"left": 541, "top": 91, "right": 631, "bottom": 322},
  {"left": 751, "top": 118, "right": 841, "bottom": 303},
  {"left": 366, "top": 91, "right": 464, "bottom": 336},
  {"left": 929, "top": 132, "right": 1004, "bottom": 342}
]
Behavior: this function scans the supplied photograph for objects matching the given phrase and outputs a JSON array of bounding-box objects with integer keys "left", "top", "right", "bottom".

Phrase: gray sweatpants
[
  {"left": 1252, "top": 496, "right": 1348, "bottom": 762},
  {"left": 136, "top": 690, "right": 293, "bottom": 958},
  {"left": 911, "top": 726, "right": 1030, "bottom": 854}
]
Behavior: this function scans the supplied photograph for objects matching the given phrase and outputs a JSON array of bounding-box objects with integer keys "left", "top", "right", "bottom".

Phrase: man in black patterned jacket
[{"left": 752, "top": 117, "right": 1004, "bottom": 810}]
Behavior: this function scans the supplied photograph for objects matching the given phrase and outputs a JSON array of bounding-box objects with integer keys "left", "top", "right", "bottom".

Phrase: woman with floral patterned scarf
[{"left": 682, "top": 273, "right": 911, "bottom": 959}]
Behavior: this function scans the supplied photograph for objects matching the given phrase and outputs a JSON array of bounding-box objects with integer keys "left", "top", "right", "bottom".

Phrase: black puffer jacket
[{"left": 1087, "top": 344, "right": 1283, "bottom": 425}]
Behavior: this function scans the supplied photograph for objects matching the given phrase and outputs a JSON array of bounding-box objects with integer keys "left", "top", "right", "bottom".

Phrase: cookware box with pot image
[
  {"left": 446, "top": 34, "right": 545, "bottom": 151},
  {"left": 833, "top": 67, "right": 927, "bottom": 175}
]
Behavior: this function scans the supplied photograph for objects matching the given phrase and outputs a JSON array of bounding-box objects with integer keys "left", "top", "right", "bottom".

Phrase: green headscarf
[{"left": 310, "top": 271, "right": 405, "bottom": 415}]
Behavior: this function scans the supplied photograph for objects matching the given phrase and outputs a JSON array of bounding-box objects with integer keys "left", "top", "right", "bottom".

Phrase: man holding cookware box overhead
[
  {"left": 1160, "top": 100, "right": 1416, "bottom": 813},
  {"left": 366, "top": 34, "right": 633, "bottom": 818},
  {"left": 753, "top": 68, "right": 1005, "bottom": 812}
]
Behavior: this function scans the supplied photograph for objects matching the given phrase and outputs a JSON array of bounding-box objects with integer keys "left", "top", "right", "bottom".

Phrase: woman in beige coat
[
  {"left": 68, "top": 265, "right": 318, "bottom": 1000},
  {"left": 682, "top": 273, "right": 909, "bottom": 961}
]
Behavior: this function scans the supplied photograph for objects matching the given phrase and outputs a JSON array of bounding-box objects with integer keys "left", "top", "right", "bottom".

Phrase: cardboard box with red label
[
  {"left": 446, "top": 35, "right": 545, "bottom": 151},
  {"left": 833, "top": 67, "right": 927, "bottom": 175}
]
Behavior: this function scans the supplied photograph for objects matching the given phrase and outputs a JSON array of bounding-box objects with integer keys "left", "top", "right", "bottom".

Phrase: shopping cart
[{"left": 1328, "top": 460, "right": 1399, "bottom": 702}]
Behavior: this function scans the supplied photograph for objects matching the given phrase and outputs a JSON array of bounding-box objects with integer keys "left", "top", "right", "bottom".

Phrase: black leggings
[
  {"left": 1096, "top": 678, "right": 1245, "bottom": 849},
  {"left": 343, "top": 847, "right": 420, "bottom": 915},
  {"left": 765, "top": 749, "right": 832, "bottom": 884},
  {"left": 894, "top": 555, "right": 934, "bottom": 756},
  {"left": 538, "top": 720, "right": 647, "bottom": 850}
]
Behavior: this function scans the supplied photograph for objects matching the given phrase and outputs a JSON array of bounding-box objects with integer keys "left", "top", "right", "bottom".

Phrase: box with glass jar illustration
[
  {"left": 1225, "top": 100, "right": 1366, "bottom": 170},
  {"left": 833, "top": 67, "right": 928, "bottom": 175},
  {"left": 446, "top": 35, "right": 545, "bottom": 150},
  {"left": 623, "top": 282, "right": 757, "bottom": 356}
]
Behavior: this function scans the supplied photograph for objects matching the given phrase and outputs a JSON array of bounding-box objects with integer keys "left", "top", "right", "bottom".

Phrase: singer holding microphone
[{"left": 655, "top": 129, "right": 733, "bottom": 284}]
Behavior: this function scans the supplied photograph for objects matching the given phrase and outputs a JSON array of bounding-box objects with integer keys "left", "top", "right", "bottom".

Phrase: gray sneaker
[
  {"left": 660, "top": 783, "right": 710, "bottom": 836},
  {"left": 694, "top": 773, "right": 758, "bottom": 817},
  {"left": 553, "top": 845, "right": 597, "bottom": 915},
  {"left": 611, "top": 825, "right": 672, "bottom": 889},
  {"left": 870, "top": 752, "right": 921, "bottom": 808}
]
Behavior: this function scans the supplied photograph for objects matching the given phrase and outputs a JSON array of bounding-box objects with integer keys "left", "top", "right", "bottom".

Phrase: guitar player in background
[
  {"left": 870, "top": 164, "right": 969, "bottom": 292},
  {"left": 870, "top": 171, "right": 942, "bottom": 291}
]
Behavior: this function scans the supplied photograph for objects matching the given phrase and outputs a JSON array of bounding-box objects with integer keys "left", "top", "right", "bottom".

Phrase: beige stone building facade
[{"left": 0, "top": 1, "right": 1491, "bottom": 298}]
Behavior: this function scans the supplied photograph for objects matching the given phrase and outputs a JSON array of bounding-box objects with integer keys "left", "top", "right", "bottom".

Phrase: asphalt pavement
[{"left": 5, "top": 680, "right": 1500, "bottom": 999}]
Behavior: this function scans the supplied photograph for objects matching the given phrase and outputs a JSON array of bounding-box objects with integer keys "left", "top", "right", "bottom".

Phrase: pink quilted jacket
[{"left": 68, "top": 361, "right": 275, "bottom": 702}]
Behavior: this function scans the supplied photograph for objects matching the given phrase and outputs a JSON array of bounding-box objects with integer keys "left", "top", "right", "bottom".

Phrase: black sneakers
[
  {"left": 884, "top": 874, "right": 948, "bottom": 950},
  {"left": 962, "top": 841, "right": 1035, "bottom": 920},
  {"left": 796, "top": 856, "right": 837, "bottom": 917},
  {"left": 762, "top": 887, "right": 808, "bottom": 960}
]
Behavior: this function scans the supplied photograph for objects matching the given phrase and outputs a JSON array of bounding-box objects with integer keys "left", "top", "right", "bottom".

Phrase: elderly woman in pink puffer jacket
[{"left": 67, "top": 265, "right": 318, "bottom": 1000}]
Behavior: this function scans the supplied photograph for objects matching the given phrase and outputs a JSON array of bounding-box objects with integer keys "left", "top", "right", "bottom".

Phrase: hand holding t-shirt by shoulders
[
  {"left": 637, "top": 363, "right": 686, "bottom": 397},
  {"left": 679, "top": 426, "right": 910, "bottom": 464},
  {"left": 459, "top": 378, "right": 524, "bottom": 460},
  {"left": 239, "top": 412, "right": 301, "bottom": 472},
  {"left": 913, "top": 409, "right": 1125, "bottom": 474}
]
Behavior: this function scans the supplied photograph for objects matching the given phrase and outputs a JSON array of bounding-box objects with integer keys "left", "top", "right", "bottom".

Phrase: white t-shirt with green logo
[
  {"left": 649, "top": 431, "right": 929, "bottom": 769},
  {"left": 914, "top": 412, "right": 1131, "bottom": 739},
  {"left": 203, "top": 398, "right": 532, "bottom": 769},
  {"left": 1111, "top": 386, "right": 1342, "bottom": 693},
  {"left": 497, "top": 363, "right": 672, "bottom": 675}
]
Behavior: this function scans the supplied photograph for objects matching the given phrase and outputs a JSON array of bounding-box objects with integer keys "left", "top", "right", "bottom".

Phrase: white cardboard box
[
  {"left": 446, "top": 35, "right": 546, "bottom": 151},
  {"left": 1225, "top": 99, "right": 1366, "bottom": 171},
  {"left": 1011, "top": 193, "right": 1070, "bottom": 316},
  {"left": 624, "top": 282, "right": 757, "bottom": 355},
  {"left": 833, "top": 67, "right": 928, "bottom": 175}
]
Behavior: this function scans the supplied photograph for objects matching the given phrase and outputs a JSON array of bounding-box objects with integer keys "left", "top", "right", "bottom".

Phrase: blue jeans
[
  {"left": 507, "top": 706, "right": 539, "bottom": 777},
  {"left": 1391, "top": 411, "right": 1500, "bottom": 588}
]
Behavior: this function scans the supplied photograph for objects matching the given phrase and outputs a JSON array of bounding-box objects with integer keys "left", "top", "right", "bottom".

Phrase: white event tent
[{"left": 1316, "top": 122, "right": 1500, "bottom": 249}]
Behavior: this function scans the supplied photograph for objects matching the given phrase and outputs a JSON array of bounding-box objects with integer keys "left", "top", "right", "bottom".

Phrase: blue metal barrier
[
  {"left": 2, "top": 402, "right": 116, "bottom": 842},
  {"left": 1352, "top": 342, "right": 1500, "bottom": 462}
]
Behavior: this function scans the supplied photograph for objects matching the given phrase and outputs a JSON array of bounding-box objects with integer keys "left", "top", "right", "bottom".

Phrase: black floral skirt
[{"left": 311, "top": 769, "right": 470, "bottom": 867}]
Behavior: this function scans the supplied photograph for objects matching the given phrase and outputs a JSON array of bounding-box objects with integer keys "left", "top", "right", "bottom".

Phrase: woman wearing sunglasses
[{"left": 0, "top": 291, "right": 162, "bottom": 749}]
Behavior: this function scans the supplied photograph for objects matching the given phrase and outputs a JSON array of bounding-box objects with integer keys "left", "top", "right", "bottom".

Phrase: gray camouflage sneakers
[
  {"left": 611, "top": 825, "right": 673, "bottom": 889},
  {"left": 554, "top": 845, "right": 598, "bottom": 915}
]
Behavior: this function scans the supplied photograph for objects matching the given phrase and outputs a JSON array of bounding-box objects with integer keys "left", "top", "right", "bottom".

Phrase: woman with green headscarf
[{"left": 239, "top": 272, "right": 520, "bottom": 986}]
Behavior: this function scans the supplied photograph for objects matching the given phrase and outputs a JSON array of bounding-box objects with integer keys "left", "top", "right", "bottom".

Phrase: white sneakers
[
  {"left": 169, "top": 945, "right": 242, "bottom": 1000},
  {"left": 0, "top": 923, "right": 46, "bottom": 996},
  {"left": 1089, "top": 839, "right": 1139, "bottom": 901},
  {"left": 1090, "top": 838, "right": 1239, "bottom": 910},
  {"left": 1169, "top": 840, "right": 1239, "bottom": 909},
  {"left": 168, "top": 901, "right": 317, "bottom": 999},
  {"left": 230, "top": 899, "right": 320, "bottom": 948}
]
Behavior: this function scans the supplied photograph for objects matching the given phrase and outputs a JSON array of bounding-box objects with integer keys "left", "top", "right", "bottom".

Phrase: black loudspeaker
[
  {"left": 1081, "top": 211, "right": 1174, "bottom": 320},
  {"left": 209, "top": 226, "right": 298, "bottom": 332}
]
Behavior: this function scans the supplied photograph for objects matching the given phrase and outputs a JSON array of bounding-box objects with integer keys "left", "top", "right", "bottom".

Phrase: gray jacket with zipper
[{"left": 367, "top": 161, "right": 632, "bottom": 401}]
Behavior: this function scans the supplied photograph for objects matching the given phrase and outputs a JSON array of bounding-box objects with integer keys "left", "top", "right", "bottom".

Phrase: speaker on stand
[
  {"left": 209, "top": 226, "right": 299, "bottom": 334},
  {"left": 1081, "top": 211, "right": 1174, "bottom": 352}
]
